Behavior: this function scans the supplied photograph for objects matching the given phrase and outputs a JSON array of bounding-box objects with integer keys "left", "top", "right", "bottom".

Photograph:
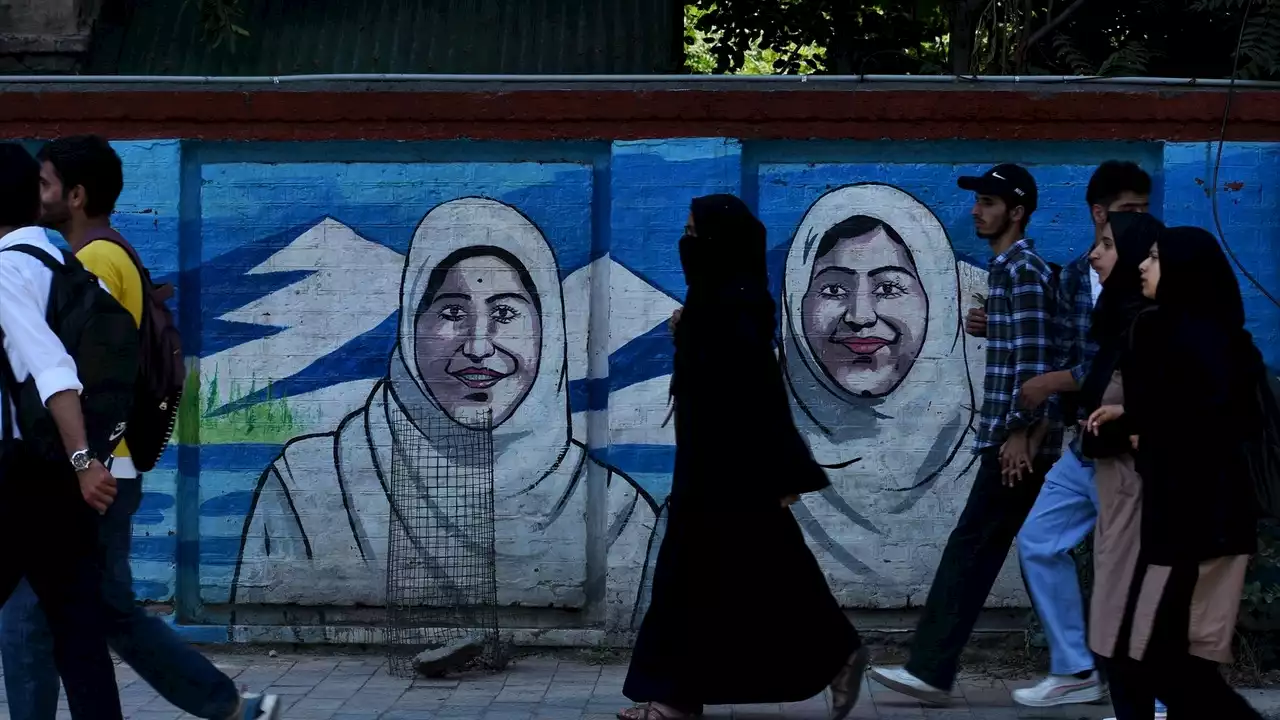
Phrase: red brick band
[{"left": 1, "top": 88, "right": 1276, "bottom": 141}]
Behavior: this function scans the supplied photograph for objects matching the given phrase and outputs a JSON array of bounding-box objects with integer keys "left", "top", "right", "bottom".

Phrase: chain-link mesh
[{"left": 386, "top": 408, "right": 505, "bottom": 678}]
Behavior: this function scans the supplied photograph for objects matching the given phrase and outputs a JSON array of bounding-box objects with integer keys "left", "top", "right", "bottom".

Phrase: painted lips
[
  {"left": 451, "top": 366, "right": 508, "bottom": 389},
  {"left": 840, "top": 337, "right": 891, "bottom": 354}
]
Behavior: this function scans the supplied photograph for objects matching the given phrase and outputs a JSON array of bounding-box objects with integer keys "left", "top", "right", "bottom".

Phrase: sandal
[
  {"left": 829, "top": 646, "right": 870, "bottom": 720},
  {"left": 617, "top": 703, "right": 695, "bottom": 720}
]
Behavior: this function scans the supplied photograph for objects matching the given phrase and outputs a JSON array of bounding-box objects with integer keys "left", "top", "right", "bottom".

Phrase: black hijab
[
  {"left": 1079, "top": 212, "right": 1163, "bottom": 413},
  {"left": 1154, "top": 225, "right": 1247, "bottom": 331},
  {"left": 1088, "top": 212, "right": 1164, "bottom": 345}
]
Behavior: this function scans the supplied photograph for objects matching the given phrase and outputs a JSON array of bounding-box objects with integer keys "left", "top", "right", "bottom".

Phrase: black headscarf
[
  {"left": 1079, "top": 212, "right": 1163, "bottom": 414},
  {"left": 678, "top": 193, "right": 776, "bottom": 337},
  {"left": 671, "top": 194, "right": 827, "bottom": 504},
  {"left": 683, "top": 194, "right": 770, "bottom": 293},
  {"left": 1088, "top": 212, "right": 1164, "bottom": 345},
  {"left": 1154, "top": 225, "right": 1247, "bottom": 330}
]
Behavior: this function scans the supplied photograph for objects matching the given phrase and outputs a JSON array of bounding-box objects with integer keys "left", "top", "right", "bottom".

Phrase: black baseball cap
[{"left": 958, "top": 164, "right": 1038, "bottom": 214}]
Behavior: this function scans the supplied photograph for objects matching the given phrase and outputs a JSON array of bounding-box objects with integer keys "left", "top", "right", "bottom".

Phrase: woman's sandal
[
  {"left": 829, "top": 646, "right": 871, "bottom": 720},
  {"left": 617, "top": 703, "right": 695, "bottom": 720}
]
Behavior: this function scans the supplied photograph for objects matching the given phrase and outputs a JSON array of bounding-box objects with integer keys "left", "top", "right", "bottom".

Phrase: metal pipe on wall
[{"left": 0, "top": 73, "right": 1278, "bottom": 88}]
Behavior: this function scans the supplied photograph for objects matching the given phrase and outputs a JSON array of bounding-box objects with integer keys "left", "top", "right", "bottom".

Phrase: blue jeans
[
  {"left": 1016, "top": 448, "right": 1099, "bottom": 676},
  {"left": 0, "top": 477, "right": 241, "bottom": 720}
]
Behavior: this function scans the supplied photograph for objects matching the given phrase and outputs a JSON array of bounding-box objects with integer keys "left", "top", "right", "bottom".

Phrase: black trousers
[
  {"left": 1106, "top": 563, "right": 1261, "bottom": 720},
  {"left": 0, "top": 444, "right": 123, "bottom": 720},
  {"left": 906, "top": 448, "right": 1051, "bottom": 690}
]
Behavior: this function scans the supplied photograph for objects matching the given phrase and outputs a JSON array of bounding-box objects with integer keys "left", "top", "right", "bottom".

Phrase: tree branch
[{"left": 1021, "top": 0, "right": 1089, "bottom": 57}]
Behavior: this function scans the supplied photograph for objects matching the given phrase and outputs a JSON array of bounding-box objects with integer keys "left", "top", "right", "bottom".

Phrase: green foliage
[
  {"left": 1193, "top": 0, "right": 1280, "bottom": 78},
  {"left": 685, "top": 0, "right": 1280, "bottom": 79},
  {"left": 684, "top": 4, "right": 825, "bottom": 74},
  {"left": 176, "top": 366, "right": 309, "bottom": 446},
  {"left": 685, "top": 0, "right": 946, "bottom": 75},
  {"left": 184, "top": 0, "right": 250, "bottom": 52}
]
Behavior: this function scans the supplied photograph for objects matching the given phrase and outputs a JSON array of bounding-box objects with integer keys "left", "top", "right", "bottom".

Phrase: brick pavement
[{"left": 4, "top": 652, "right": 1280, "bottom": 719}]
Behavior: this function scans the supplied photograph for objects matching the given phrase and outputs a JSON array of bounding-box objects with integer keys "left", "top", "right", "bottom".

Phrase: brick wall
[{"left": 5, "top": 85, "right": 1278, "bottom": 643}]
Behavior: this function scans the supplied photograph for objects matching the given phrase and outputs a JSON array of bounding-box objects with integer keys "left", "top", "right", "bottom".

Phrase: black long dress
[{"left": 623, "top": 195, "right": 860, "bottom": 712}]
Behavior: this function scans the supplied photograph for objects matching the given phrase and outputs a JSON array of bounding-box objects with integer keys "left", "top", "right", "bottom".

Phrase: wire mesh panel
[{"left": 386, "top": 408, "right": 505, "bottom": 678}]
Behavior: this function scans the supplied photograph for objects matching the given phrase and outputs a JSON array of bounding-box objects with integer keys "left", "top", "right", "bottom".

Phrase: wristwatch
[{"left": 70, "top": 449, "right": 92, "bottom": 473}]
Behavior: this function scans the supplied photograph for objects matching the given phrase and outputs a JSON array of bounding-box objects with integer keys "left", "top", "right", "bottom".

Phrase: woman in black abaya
[
  {"left": 1088, "top": 225, "right": 1264, "bottom": 719},
  {"left": 620, "top": 195, "right": 866, "bottom": 720}
]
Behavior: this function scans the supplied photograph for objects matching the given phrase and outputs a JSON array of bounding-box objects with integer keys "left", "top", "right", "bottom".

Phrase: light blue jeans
[
  {"left": 1017, "top": 447, "right": 1099, "bottom": 676},
  {"left": 0, "top": 477, "right": 241, "bottom": 720}
]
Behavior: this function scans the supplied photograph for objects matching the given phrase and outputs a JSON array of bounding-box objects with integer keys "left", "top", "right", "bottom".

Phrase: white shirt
[
  {"left": 1089, "top": 265, "right": 1103, "bottom": 305},
  {"left": 0, "top": 226, "right": 83, "bottom": 441}
]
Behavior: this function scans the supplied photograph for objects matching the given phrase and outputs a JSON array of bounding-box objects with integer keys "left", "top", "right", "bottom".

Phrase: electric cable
[{"left": 1212, "top": 0, "right": 1280, "bottom": 310}]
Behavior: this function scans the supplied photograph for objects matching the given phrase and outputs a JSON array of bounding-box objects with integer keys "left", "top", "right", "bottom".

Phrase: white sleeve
[{"left": 0, "top": 259, "right": 82, "bottom": 405}]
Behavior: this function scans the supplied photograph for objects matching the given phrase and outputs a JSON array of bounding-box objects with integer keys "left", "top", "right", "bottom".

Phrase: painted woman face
[
  {"left": 415, "top": 254, "right": 542, "bottom": 427},
  {"left": 800, "top": 224, "right": 929, "bottom": 398}
]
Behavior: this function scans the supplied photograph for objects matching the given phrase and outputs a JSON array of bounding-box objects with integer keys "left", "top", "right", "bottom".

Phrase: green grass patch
[{"left": 175, "top": 365, "right": 311, "bottom": 445}]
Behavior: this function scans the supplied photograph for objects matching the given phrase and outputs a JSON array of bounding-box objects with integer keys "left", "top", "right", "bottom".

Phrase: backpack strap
[
  {"left": 85, "top": 231, "right": 174, "bottom": 302},
  {"left": 0, "top": 244, "right": 67, "bottom": 273},
  {"left": 0, "top": 328, "right": 15, "bottom": 445}
]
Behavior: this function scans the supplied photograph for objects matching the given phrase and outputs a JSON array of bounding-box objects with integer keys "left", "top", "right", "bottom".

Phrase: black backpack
[
  {"left": 0, "top": 245, "right": 139, "bottom": 465},
  {"left": 86, "top": 231, "right": 185, "bottom": 472}
]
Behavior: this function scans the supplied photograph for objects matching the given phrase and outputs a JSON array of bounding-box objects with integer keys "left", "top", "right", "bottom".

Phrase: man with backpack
[
  {"left": 0, "top": 143, "right": 124, "bottom": 719},
  {"left": 0, "top": 136, "right": 280, "bottom": 720}
]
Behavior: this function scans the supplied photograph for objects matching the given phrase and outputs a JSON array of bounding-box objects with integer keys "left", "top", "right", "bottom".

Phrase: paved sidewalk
[{"left": 5, "top": 652, "right": 1280, "bottom": 719}]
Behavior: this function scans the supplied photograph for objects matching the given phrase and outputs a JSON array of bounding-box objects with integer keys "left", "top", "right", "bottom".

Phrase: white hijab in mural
[
  {"left": 780, "top": 183, "right": 981, "bottom": 597},
  {"left": 233, "top": 198, "right": 656, "bottom": 618}
]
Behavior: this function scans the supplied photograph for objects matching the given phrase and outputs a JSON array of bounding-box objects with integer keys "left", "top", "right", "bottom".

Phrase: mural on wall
[
  {"left": 126, "top": 139, "right": 1261, "bottom": 626},
  {"left": 773, "top": 180, "right": 983, "bottom": 589},
  {"left": 229, "top": 197, "right": 662, "bottom": 617},
  {"left": 777, "top": 183, "right": 989, "bottom": 604}
]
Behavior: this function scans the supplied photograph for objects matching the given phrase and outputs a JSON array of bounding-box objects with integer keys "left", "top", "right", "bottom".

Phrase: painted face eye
[
  {"left": 438, "top": 305, "right": 465, "bottom": 322},
  {"left": 818, "top": 283, "right": 849, "bottom": 299},
  {"left": 491, "top": 305, "right": 521, "bottom": 324},
  {"left": 873, "top": 280, "right": 908, "bottom": 300}
]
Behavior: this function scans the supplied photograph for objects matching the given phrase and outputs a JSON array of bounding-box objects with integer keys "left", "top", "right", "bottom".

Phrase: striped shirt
[
  {"left": 1046, "top": 250, "right": 1100, "bottom": 461},
  {"left": 974, "top": 238, "right": 1062, "bottom": 460}
]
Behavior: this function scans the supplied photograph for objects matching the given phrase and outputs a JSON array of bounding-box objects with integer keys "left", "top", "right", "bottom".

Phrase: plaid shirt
[
  {"left": 1046, "top": 250, "right": 1100, "bottom": 461},
  {"left": 974, "top": 238, "right": 1063, "bottom": 460}
]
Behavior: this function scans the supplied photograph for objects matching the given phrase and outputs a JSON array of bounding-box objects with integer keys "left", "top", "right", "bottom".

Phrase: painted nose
[
  {"left": 842, "top": 295, "right": 877, "bottom": 329},
  {"left": 461, "top": 318, "right": 496, "bottom": 360}
]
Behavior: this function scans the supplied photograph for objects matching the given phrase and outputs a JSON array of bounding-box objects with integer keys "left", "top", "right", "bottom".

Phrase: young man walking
[
  {"left": 868, "top": 164, "right": 1061, "bottom": 706},
  {"left": 1011, "top": 161, "right": 1166, "bottom": 718},
  {"left": 0, "top": 136, "right": 280, "bottom": 720},
  {"left": 0, "top": 143, "right": 124, "bottom": 720}
]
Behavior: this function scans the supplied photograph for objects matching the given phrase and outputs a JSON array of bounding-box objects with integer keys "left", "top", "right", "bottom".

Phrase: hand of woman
[
  {"left": 1083, "top": 404, "right": 1125, "bottom": 435},
  {"left": 668, "top": 307, "right": 683, "bottom": 335},
  {"left": 780, "top": 494, "right": 801, "bottom": 508}
]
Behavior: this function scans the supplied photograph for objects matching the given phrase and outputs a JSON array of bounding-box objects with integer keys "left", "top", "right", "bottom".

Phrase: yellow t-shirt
[{"left": 77, "top": 239, "right": 143, "bottom": 464}]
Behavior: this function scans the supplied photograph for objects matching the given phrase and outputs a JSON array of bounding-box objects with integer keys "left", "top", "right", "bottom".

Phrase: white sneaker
[
  {"left": 1012, "top": 671, "right": 1107, "bottom": 707},
  {"left": 866, "top": 666, "right": 949, "bottom": 706}
]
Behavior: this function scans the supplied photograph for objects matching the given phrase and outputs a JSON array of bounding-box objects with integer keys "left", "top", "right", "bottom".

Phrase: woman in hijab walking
[
  {"left": 620, "top": 195, "right": 867, "bottom": 720},
  {"left": 1071, "top": 212, "right": 1164, "bottom": 720},
  {"left": 1087, "top": 224, "right": 1264, "bottom": 719}
]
